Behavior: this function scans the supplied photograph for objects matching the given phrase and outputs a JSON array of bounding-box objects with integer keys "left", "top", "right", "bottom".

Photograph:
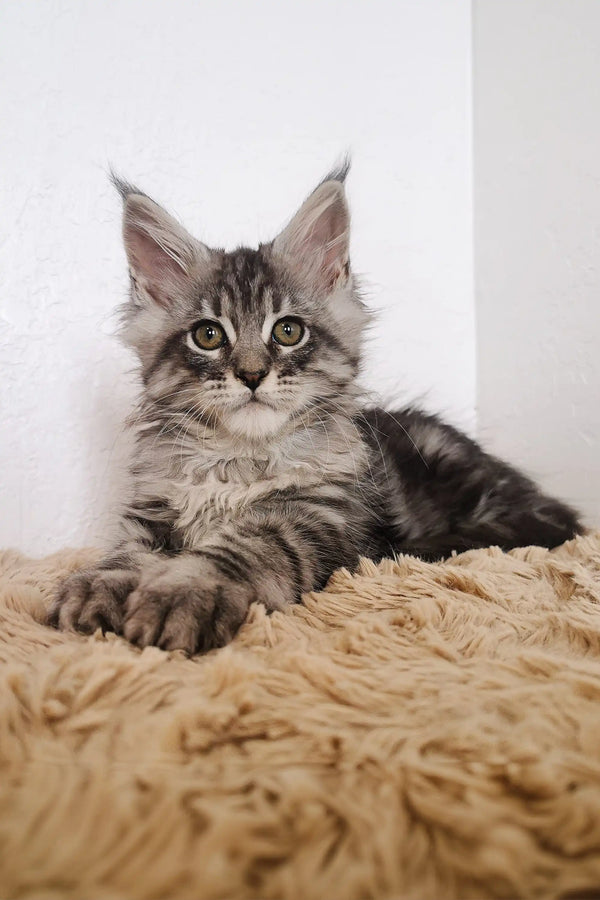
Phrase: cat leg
[
  {"left": 119, "top": 503, "right": 361, "bottom": 654},
  {"left": 47, "top": 511, "right": 173, "bottom": 637},
  {"left": 47, "top": 557, "right": 142, "bottom": 635}
]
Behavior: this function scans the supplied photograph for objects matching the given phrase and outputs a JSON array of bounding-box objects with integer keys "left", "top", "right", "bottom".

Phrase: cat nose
[{"left": 235, "top": 369, "right": 268, "bottom": 390}]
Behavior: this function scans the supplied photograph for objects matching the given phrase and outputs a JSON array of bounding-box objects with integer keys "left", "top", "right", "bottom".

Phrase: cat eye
[
  {"left": 272, "top": 317, "right": 305, "bottom": 347},
  {"left": 191, "top": 320, "right": 226, "bottom": 351}
]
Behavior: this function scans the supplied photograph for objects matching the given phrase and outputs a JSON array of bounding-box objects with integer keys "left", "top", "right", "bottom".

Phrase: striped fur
[{"left": 48, "top": 169, "right": 582, "bottom": 653}]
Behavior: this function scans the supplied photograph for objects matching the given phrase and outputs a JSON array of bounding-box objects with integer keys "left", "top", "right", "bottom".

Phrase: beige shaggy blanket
[{"left": 2, "top": 536, "right": 600, "bottom": 900}]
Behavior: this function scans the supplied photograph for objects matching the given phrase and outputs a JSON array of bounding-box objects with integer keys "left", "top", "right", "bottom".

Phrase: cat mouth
[
  {"left": 229, "top": 394, "right": 275, "bottom": 412},
  {"left": 247, "top": 393, "right": 277, "bottom": 409}
]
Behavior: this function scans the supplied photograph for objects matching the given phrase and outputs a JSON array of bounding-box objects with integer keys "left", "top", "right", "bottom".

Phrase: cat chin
[{"left": 224, "top": 403, "right": 290, "bottom": 441}]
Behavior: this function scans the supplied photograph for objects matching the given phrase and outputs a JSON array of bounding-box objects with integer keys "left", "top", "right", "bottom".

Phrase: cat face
[{"left": 115, "top": 168, "right": 368, "bottom": 442}]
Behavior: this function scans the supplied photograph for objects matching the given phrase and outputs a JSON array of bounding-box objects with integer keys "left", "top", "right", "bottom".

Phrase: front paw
[
  {"left": 123, "top": 564, "right": 253, "bottom": 655},
  {"left": 47, "top": 566, "right": 139, "bottom": 635}
]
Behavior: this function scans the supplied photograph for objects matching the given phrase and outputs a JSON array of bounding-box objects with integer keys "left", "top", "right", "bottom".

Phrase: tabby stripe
[
  {"left": 218, "top": 532, "right": 267, "bottom": 569},
  {"left": 198, "top": 549, "right": 247, "bottom": 581},
  {"left": 142, "top": 333, "right": 186, "bottom": 385},
  {"left": 310, "top": 325, "right": 347, "bottom": 359},
  {"left": 123, "top": 513, "right": 179, "bottom": 552},
  {"left": 97, "top": 551, "right": 135, "bottom": 571},
  {"left": 277, "top": 494, "right": 355, "bottom": 516},
  {"left": 233, "top": 522, "right": 305, "bottom": 596},
  {"left": 260, "top": 524, "right": 305, "bottom": 596},
  {"left": 292, "top": 518, "right": 353, "bottom": 578}
]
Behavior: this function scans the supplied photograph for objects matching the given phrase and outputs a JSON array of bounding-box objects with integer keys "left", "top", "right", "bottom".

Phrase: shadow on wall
[{"left": 83, "top": 362, "right": 138, "bottom": 548}]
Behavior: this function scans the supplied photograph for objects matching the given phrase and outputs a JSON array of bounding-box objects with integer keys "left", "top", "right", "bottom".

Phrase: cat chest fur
[
  {"left": 141, "top": 426, "right": 370, "bottom": 548},
  {"left": 172, "top": 457, "right": 313, "bottom": 542}
]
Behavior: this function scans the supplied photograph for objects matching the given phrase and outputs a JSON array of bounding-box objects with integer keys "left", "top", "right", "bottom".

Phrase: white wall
[
  {"left": 473, "top": 0, "right": 600, "bottom": 525},
  {"left": 0, "top": 0, "right": 475, "bottom": 556}
]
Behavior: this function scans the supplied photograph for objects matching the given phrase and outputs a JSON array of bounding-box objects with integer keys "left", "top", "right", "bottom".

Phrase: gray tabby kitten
[{"left": 48, "top": 166, "right": 581, "bottom": 654}]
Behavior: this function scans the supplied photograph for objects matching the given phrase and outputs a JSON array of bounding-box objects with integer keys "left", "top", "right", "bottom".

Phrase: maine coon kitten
[{"left": 48, "top": 166, "right": 582, "bottom": 654}]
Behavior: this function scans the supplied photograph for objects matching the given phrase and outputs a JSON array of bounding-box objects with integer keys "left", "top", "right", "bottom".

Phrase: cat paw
[
  {"left": 47, "top": 566, "right": 139, "bottom": 636},
  {"left": 122, "top": 564, "right": 253, "bottom": 655}
]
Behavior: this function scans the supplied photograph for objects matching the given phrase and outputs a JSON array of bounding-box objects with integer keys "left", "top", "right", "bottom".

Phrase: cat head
[{"left": 114, "top": 164, "right": 369, "bottom": 442}]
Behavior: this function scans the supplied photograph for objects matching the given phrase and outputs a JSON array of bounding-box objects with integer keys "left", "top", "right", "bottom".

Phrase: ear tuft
[
  {"left": 110, "top": 170, "right": 143, "bottom": 202},
  {"left": 318, "top": 155, "right": 351, "bottom": 187}
]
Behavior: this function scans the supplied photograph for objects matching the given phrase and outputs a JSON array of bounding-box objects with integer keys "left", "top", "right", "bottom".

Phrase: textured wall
[
  {"left": 0, "top": 0, "right": 475, "bottom": 555},
  {"left": 474, "top": 0, "right": 600, "bottom": 525}
]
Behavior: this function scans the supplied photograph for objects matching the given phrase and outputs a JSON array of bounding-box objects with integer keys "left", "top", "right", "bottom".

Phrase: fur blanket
[{"left": 1, "top": 535, "right": 600, "bottom": 900}]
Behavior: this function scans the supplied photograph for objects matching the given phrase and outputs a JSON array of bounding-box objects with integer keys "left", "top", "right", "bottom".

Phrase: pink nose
[{"left": 235, "top": 369, "right": 268, "bottom": 390}]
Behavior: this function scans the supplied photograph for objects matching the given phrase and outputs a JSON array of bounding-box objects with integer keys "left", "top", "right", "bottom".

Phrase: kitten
[{"left": 48, "top": 165, "right": 582, "bottom": 654}]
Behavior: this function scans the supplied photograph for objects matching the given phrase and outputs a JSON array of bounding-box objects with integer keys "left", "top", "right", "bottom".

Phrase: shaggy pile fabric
[{"left": 1, "top": 536, "right": 600, "bottom": 900}]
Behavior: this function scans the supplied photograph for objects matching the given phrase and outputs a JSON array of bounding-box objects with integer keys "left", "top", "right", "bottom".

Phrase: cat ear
[
  {"left": 112, "top": 176, "right": 210, "bottom": 308},
  {"left": 272, "top": 168, "right": 351, "bottom": 295}
]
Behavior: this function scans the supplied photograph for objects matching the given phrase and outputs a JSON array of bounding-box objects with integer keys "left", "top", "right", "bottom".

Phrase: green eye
[
  {"left": 272, "top": 318, "right": 305, "bottom": 347},
  {"left": 191, "top": 320, "right": 226, "bottom": 351}
]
